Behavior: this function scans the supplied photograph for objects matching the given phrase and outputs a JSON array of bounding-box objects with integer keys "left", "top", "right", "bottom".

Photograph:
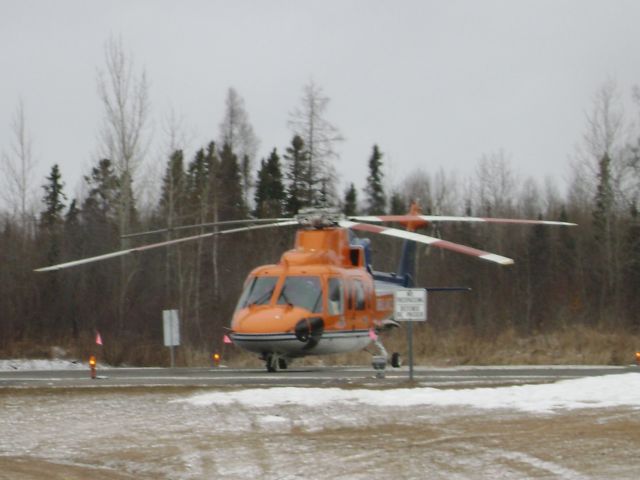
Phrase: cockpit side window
[
  {"left": 277, "top": 276, "right": 323, "bottom": 313},
  {"left": 328, "top": 278, "right": 344, "bottom": 315},
  {"left": 236, "top": 276, "right": 278, "bottom": 310}
]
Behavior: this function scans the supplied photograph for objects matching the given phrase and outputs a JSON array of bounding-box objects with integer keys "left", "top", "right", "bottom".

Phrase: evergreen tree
[
  {"left": 63, "top": 199, "right": 81, "bottom": 257},
  {"left": 40, "top": 164, "right": 67, "bottom": 264},
  {"left": 389, "top": 191, "right": 406, "bottom": 215},
  {"left": 186, "top": 148, "right": 210, "bottom": 219},
  {"left": 254, "top": 149, "right": 285, "bottom": 218},
  {"left": 158, "top": 149, "right": 186, "bottom": 223},
  {"left": 204, "top": 141, "right": 220, "bottom": 216},
  {"left": 364, "top": 145, "right": 386, "bottom": 214},
  {"left": 217, "top": 143, "right": 247, "bottom": 220},
  {"left": 82, "top": 158, "right": 120, "bottom": 223},
  {"left": 40, "top": 164, "right": 66, "bottom": 230},
  {"left": 283, "top": 135, "right": 308, "bottom": 215},
  {"left": 343, "top": 183, "right": 357, "bottom": 216}
]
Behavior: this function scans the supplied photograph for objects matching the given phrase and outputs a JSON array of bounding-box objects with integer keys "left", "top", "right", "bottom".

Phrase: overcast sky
[{"left": 2, "top": 0, "right": 640, "bottom": 209}]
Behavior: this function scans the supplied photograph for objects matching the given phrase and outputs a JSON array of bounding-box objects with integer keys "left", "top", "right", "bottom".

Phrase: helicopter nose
[{"left": 294, "top": 317, "right": 324, "bottom": 349}]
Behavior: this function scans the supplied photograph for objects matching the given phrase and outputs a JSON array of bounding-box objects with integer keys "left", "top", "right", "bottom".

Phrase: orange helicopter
[{"left": 35, "top": 203, "right": 575, "bottom": 372}]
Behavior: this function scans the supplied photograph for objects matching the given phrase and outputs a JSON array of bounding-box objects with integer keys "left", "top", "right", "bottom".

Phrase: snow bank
[
  {"left": 179, "top": 373, "right": 640, "bottom": 413},
  {"left": 0, "top": 359, "right": 88, "bottom": 371}
]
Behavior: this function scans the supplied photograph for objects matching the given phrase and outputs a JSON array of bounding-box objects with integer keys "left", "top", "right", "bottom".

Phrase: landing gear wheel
[
  {"left": 266, "top": 354, "right": 278, "bottom": 372},
  {"left": 391, "top": 352, "right": 402, "bottom": 368}
]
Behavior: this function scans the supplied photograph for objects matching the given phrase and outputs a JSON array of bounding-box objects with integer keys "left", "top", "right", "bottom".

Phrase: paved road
[{"left": 0, "top": 364, "right": 636, "bottom": 389}]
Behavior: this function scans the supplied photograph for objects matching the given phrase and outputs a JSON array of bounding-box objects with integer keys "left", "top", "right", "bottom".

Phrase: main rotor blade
[
  {"left": 340, "top": 220, "right": 514, "bottom": 266},
  {"left": 348, "top": 214, "right": 576, "bottom": 227},
  {"left": 122, "top": 217, "right": 293, "bottom": 239},
  {"left": 35, "top": 220, "right": 298, "bottom": 272}
]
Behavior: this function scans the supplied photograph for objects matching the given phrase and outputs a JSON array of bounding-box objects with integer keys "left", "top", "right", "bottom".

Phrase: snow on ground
[
  {"left": 178, "top": 372, "right": 640, "bottom": 413},
  {"left": 0, "top": 358, "right": 90, "bottom": 371}
]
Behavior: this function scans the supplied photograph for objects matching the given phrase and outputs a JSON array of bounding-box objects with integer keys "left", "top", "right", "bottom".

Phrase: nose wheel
[{"left": 265, "top": 354, "right": 288, "bottom": 372}]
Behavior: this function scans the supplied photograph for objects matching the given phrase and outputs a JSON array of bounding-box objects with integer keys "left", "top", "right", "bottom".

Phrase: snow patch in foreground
[
  {"left": 179, "top": 373, "right": 640, "bottom": 413},
  {"left": 0, "top": 359, "right": 88, "bottom": 371}
]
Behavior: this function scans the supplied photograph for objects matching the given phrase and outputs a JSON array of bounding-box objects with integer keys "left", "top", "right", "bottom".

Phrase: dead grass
[
  {"left": 1, "top": 325, "right": 639, "bottom": 367},
  {"left": 379, "top": 324, "right": 640, "bottom": 366}
]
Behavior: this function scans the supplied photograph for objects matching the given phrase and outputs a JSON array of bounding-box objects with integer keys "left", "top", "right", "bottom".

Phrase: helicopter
[{"left": 35, "top": 203, "right": 576, "bottom": 372}]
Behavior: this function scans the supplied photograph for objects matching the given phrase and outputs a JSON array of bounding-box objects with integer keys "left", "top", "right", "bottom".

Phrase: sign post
[
  {"left": 163, "top": 309, "right": 180, "bottom": 368},
  {"left": 394, "top": 288, "right": 427, "bottom": 381}
]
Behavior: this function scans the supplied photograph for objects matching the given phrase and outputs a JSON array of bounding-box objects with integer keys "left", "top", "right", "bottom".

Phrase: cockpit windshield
[
  {"left": 236, "top": 276, "right": 278, "bottom": 310},
  {"left": 277, "top": 276, "right": 323, "bottom": 313}
]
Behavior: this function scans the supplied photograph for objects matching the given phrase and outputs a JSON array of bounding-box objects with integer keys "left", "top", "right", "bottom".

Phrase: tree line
[{"left": 1, "top": 40, "right": 638, "bottom": 362}]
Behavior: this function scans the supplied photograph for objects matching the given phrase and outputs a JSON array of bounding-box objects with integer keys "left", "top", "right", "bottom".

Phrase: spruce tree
[
  {"left": 389, "top": 191, "right": 407, "bottom": 215},
  {"left": 186, "top": 148, "right": 210, "bottom": 221},
  {"left": 40, "top": 164, "right": 67, "bottom": 264},
  {"left": 204, "top": 141, "right": 220, "bottom": 217},
  {"left": 254, "top": 149, "right": 285, "bottom": 218},
  {"left": 217, "top": 143, "right": 247, "bottom": 220},
  {"left": 40, "top": 164, "right": 67, "bottom": 230},
  {"left": 283, "top": 135, "right": 308, "bottom": 215},
  {"left": 343, "top": 183, "right": 357, "bottom": 216},
  {"left": 364, "top": 145, "right": 386, "bottom": 214},
  {"left": 82, "top": 158, "right": 120, "bottom": 223},
  {"left": 158, "top": 149, "right": 186, "bottom": 224}
]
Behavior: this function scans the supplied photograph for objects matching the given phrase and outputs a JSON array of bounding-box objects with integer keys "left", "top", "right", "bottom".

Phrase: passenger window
[
  {"left": 328, "top": 278, "right": 344, "bottom": 315},
  {"left": 354, "top": 279, "right": 365, "bottom": 310}
]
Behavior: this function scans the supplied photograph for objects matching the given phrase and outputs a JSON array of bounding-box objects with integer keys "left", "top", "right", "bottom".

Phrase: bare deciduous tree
[
  {"left": 474, "top": 150, "right": 517, "bottom": 217},
  {"left": 288, "top": 80, "right": 343, "bottom": 206},
  {"left": 1, "top": 99, "right": 37, "bottom": 235},
  {"left": 97, "top": 35, "right": 151, "bottom": 237},
  {"left": 96, "top": 35, "right": 151, "bottom": 330},
  {"left": 218, "top": 87, "right": 259, "bottom": 206}
]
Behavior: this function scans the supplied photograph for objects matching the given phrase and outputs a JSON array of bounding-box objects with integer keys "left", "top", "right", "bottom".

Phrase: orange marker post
[
  {"left": 635, "top": 351, "right": 640, "bottom": 366},
  {"left": 89, "top": 355, "right": 97, "bottom": 379},
  {"left": 213, "top": 353, "right": 221, "bottom": 368}
]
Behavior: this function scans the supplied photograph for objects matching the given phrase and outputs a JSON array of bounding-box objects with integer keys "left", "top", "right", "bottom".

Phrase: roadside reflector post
[
  {"left": 89, "top": 355, "right": 97, "bottom": 379},
  {"left": 394, "top": 287, "right": 427, "bottom": 382}
]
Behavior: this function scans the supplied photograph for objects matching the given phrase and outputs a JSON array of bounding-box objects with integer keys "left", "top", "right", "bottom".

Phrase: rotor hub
[{"left": 295, "top": 208, "right": 344, "bottom": 229}]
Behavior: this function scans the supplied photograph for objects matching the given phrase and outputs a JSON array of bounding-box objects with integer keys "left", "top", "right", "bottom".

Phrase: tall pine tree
[
  {"left": 217, "top": 143, "right": 247, "bottom": 221},
  {"left": 40, "top": 164, "right": 67, "bottom": 264},
  {"left": 158, "top": 149, "right": 186, "bottom": 225},
  {"left": 343, "top": 183, "right": 357, "bottom": 215},
  {"left": 254, "top": 149, "right": 285, "bottom": 218},
  {"left": 283, "top": 135, "right": 308, "bottom": 215},
  {"left": 364, "top": 145, "right": 386, "bottom": 214},
  {"left": 40, "top": 164, "right": 66, "bottom": 231}
]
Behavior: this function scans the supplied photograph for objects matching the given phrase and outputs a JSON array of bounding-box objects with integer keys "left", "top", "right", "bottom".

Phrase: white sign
[
  {"left": 394, "top": 289, "right": 427, "bottom": 321},
  {"left": 163, "top": 310, "right": 180, "bottom": 346}
]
